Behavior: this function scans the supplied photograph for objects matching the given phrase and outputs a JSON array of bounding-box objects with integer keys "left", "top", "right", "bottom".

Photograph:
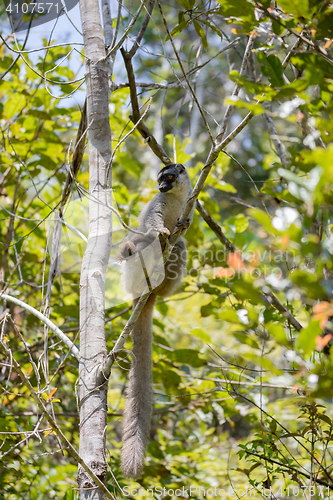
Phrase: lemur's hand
[
  {"left": 176, "top": 217, "right": 190, "bottom": 232},
  {"left": 159, "top": 227, "right": 170, "bottom": 236}
]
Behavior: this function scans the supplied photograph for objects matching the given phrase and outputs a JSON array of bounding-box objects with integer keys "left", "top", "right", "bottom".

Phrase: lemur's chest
[{"left": 162, "top": 199, "right": 184, "bottom": 231}]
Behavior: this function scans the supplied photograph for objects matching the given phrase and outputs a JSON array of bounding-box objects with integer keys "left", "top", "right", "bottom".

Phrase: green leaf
[
  {"left": 116, "top": 152, "right": 141, "bottom": 178},
  {"left": 266, "top": 322, "right": 290, "bottom": 346},
  {"left": 171, "top": 349, "right": 206, "bottom": 367},
  {"left": 257, "top": 54, "right": 284, "bottom": 87},
  {"left": 191, "top": 327, "right": 211, "bottom": 342},
  {"left": 219, "top": 309, "right": 241, "bottom": 323},
  {"left": 316, "top": 11, "right": 333, "bottom": 39},
  {"left": 318, "top": 414, "right": 332, "bottom": 425},
  {"left": 170, "top": 20, "right": 189, "bottom": 37},
  {"left": 4, "top": 93, "right": 26, "bottom": 118},
  {"left": 193, "top": 21, "right": 208, "bottom": 50},
  {"left": 200, "top": 20, "right": 223, "bottom": 40},
  {"left": 217, "top": 0, "right": 254, "bottom": 17},
  {"left": 231, "top": 281, "right": 266, "bottom": 305},
  {"left": 278, "top": 0, "right": 310, "bottom": 19},
  {"left": 234, "top": 332, "right": 260, "bottom": 349},
  {"left": 62, "top": 489, "right": 75, "bottom": 500},
  {"left": 296, "top": 320, "right": 322, "bottom": 354},
  {"left": 176, "top": 0, "right": 191, "bottom": 9}
]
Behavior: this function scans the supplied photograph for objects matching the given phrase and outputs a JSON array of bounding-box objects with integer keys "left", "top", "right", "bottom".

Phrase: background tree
[{"left": 1, "top": 0, "right": 333, "bottom": 498}]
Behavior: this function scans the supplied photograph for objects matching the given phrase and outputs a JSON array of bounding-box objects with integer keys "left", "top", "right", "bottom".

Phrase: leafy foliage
[{"left": 2, "top": 0, "right": 333, "bottom": 497}]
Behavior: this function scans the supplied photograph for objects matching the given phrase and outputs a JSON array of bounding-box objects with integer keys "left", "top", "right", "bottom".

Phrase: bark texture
[{"left": 77, "top": 0, "right": 112, "bottom": 497}]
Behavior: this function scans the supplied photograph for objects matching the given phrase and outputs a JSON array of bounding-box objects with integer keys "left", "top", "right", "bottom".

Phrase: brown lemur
[{"left": 119, "top": 163, "right": 193, "bottom": 479}]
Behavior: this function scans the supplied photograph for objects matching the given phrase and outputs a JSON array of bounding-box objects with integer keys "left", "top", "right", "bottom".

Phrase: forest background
[{"left": 1, "top": 0, "right": 333, "bottom": 498}]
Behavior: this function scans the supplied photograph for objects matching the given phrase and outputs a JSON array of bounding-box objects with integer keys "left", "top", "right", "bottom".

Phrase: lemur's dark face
[{"left": 157, "top": 163, "right": 186, "bottom": 193}]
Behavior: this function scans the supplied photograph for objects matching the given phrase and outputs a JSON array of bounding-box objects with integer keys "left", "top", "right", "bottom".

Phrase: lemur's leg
[{"left": 156, "top": 238, "right": 187, "bottom": 298}]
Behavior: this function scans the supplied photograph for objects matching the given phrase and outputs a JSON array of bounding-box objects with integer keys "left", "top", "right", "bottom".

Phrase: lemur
[{"left": 119, "top": 163, "right": 192, "bottom": 479}]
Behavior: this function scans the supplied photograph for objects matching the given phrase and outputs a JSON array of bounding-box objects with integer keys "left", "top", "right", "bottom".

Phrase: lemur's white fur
[{"left": 120, "top": 164, "right": 192, "bottom": 479}]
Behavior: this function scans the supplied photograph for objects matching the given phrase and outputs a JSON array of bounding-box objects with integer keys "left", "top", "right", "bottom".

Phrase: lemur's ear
[{"left": 176, "top": 163, "right": 185, "bottom": 173}]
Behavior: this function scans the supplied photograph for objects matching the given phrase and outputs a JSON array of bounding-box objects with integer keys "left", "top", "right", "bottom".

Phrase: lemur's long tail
[{"left": 121, "top": 294, "right": 156, "bottom": 479}]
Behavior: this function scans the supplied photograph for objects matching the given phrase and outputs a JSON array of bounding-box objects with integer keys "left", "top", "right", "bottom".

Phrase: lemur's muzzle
[{"left": 159, "top": 183, "right": 172, "bottom": 193}]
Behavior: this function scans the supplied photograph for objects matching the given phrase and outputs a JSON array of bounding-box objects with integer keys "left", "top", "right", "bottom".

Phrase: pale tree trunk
[{"left": 77, "top": 0, "right": 112, "bottom": 497}]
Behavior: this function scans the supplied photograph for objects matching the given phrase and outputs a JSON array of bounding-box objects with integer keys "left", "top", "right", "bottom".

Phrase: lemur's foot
[
  {"left": 119, "top": 240, "right": 137, "bottom": 258},
  {"left": 176, "top": 217, "right": 190, "bottom": 230}
]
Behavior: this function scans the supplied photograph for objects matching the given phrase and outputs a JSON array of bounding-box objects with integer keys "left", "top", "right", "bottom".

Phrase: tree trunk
[{"left": 77, "top": 0, "right": 112, "bottom": 497}]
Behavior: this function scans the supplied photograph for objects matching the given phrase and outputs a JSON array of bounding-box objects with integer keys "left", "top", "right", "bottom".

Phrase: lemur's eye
[
  {"left": 168, "top": 175, "right": 173, "bottom": 180},
  {"left": 158, "top": 180, "right": 161, "bottom": 184}
]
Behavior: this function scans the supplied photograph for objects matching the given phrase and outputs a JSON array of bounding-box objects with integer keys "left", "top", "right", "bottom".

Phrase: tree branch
[
  {"left": 128, "top": 0, "right": 155, "bottom": 58},
  {"left": 244, "top": 450, "right": 333, "bottom": 490},
  {"left": 59, "top": 100, "right": 87, "bottom": 218},
  {"left": 195, "top": 201, "right": 303, "bottom": 332},
  {"left": 121, "top": 47, "right": 171, "bottom": 164},
  {"left": 103, "top": 291, "right": 150, "bottom": 378},
  {"left": 217, "top": 33, "right": 255, "bottom": 142},
  {"left": 102, "top": 0, "right": 147, "bottom": 61},
  {"left": 0, "top": 293, "right": 80, "bottom": 360},
  {"left": 157, "top": 0, "right": 215, "bottom": 145},
  {"left": 0, "top": 340, "right": 115, "bottom": 499}
]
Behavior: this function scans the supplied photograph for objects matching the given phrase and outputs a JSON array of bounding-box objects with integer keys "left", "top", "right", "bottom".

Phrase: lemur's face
[{"left": 157, "top": 163, "right": 187, "bottom": 193}]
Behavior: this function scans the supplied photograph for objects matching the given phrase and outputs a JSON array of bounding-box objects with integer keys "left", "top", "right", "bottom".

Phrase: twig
[
  {"left": 121, "top": 48, "right": 171, "bottom": 164},
  {"left": 0, "top": 293, "right": 79, "bottom": 360},
  {"left": 244, "top": 450, "right": 333, "bottom": 490},
  {"left": 128, "top": 0, "right": 155, "bottom": 58},
  {"left": 105, "top": 305, "right": 132, "bottom": 323},
  {"left": 110, "top": 0, "right": 122, "bottom": 53},
  {"left": 103, "top": 291, "right": 150, "bottom": 377},
  {"left": 115, "top": 38, "right": 241, "bottom": 91},
  {"left": 0, "top": 340, "right": 115, "bottom": 500},
  {"left": 264, "top": 114, "right": 288, "bottom": 167},
  {"left": 217, "top": 33, "right": 255, "bottom": 142},
  {"left": 257, "top": 4, "right": 333, "bottom": 66},
  {"left": 106, "top": 97, "right": 153, "bottom": 179},
  {"left": 157, "top": 0, "right": 215, "bottom": 145},
  {"left": 102, "top": 0, "right": 147, "bottom": 61},
  {"left": 195, "top": 201, "right": 303, "bottom": 332},
  {"left": 59, "top": 100, "right": 87, "bottom": 218}
]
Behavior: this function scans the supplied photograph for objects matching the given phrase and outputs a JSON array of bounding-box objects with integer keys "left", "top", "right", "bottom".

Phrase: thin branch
[
  {"left": 128, "top": 0, "right": 155, "bottom": 58},
  {"left": 0, "top": 340, "right": 115, "bottom": 500},
  {"left": 59, "top": 100, "right": 88, "bottom": 218},
  {"left": 110, "top": 0, "right": 122, "bottom": 52},
  {"left": 217, "top": 33, "right": 255, "bottom": 142},
  {"left": 257, "top": 4, "right": 333, "bottom": 66},
  {"left": 106, "top": 97, "right": 153, "bottom": 179},
  {"left": 103, "top": 291, "right": 150, "bottom": 377},
  {"left": 195, "top": 201, "right": 303, "bottom": 332},
  {"left": 105, "top": 305, "right": 132, "bottom": 323},
  {"left": 102, "top": 0, "right": 147, "bottom": 61},
  {"left": 115, "top": 81, "right": 184, "bottom": 90},
  {"left": 244, "top": 450, "right": 333, "bottom": 490},
  {"left": 0, "top": 293, "right": 80, "bottom": 360},
  {"left": 195, "top": 200, "right": 236, "bottom": 253},
  {"left": 121, "top": 47, "right": 171, "bottom": 164},
  {"left": 0, "top": 19, "right": 33, "bottom": 81},
  {"left": 157, "top": 0, "right": 215, "bottom": 145},
  {"left": 179, "top": 111, "right": 255, "bottom": 224},
  {"left": 180, "top": 372, "right": 293, "bottom": 390},
  {"left": 264, "top": 114, "right": 288, "bottom": 168},
  {"left": 114, "top": 38, "right": 241, "bottom": 91}
]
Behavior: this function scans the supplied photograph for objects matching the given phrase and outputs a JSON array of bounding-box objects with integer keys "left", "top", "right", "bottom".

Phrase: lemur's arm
[{"left": 120, "top": 197, "right": 170, "bottom": 257}]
